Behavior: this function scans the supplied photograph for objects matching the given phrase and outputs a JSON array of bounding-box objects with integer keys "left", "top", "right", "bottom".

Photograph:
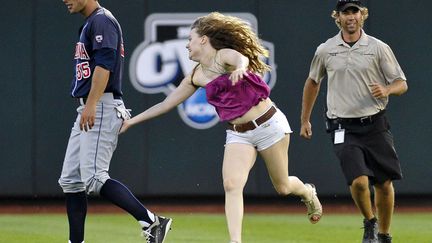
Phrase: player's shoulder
[
  {"left": 96, "top": 8, "right": 116, "bottom": 19},
  {"left": 89, "top": 7, "right": 117, "bottom": 25}
]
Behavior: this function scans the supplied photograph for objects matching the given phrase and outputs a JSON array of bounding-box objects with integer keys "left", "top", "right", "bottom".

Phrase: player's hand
[
  {"left": 229, "top": 67, "right": 248, "bottom": 85},
  {"left": 300, "top": 121, "right": 313, "bottom": 139},
  {"left": 369, "top": 82, "right": 390, "bottom": 98},
  {"left": 80, "top": 105, "right": 96, "bottom": 132},
  {"left": 119, "top": 119, "right": 131, "bottom": 134}
]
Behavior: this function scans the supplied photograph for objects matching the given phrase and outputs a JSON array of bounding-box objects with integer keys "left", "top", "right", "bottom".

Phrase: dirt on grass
[{"left": 0, "top": 196, "right": 431, "bottom": 214}]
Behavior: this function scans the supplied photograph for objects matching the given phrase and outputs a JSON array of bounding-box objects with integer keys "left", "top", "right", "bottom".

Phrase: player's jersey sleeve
[
  {"left": 94, "top": 48, "right": 116, "bottom": 72},
  {"left": 90, "top": 15, "right": 119, "bottom": 51}
]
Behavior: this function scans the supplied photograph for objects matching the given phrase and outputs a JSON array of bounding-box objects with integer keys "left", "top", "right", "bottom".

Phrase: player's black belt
[
  {"left": 77, "top": 93, "right": 122, "bottom": 105},
  {"left": 329, "top": 110, "right": 385, "bottom": 126},
  {"left": 227, "top": 106, "right": 277, "bottom": 133}
]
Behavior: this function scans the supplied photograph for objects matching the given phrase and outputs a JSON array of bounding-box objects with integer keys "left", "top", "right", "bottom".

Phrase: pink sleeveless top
[{"left": 205, "top": 72, "right": 270, "bottom": 121}]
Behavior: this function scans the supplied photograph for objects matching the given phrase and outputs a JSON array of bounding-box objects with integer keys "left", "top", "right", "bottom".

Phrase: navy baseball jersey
[{"left": 71, "top": 7, "right": 124, "bottom": 99}]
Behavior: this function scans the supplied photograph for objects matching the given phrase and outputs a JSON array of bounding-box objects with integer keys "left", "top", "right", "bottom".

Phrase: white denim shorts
[{"left": 225, "top": 107, "right": 293, "bottom": 151}]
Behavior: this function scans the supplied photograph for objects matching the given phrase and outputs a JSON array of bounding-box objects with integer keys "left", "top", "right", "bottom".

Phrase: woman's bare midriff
[{"left": 229, "top": 98, "right": 273, "bottom": 125}]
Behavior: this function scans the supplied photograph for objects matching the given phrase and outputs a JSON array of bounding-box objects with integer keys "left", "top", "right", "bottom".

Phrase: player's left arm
[
  {"left": 217, "top": 48, "right": 249, "bottom": 84},
  {"left": 80, "top": 66, "right": 109, "bottom": 131},
  {"left": 369, "top": 79, "right": 408, "bottom": 99}
]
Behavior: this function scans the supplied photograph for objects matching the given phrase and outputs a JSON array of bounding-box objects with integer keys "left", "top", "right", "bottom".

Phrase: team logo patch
[
  {"left": 129, "top": 13, "right": 276, "bottom": 129},
  {"left": 74, "top": 42, "right": 90, "bottom": 60},
  {"left": 95, "top": 35, "right": 103, "bottom": 43}
]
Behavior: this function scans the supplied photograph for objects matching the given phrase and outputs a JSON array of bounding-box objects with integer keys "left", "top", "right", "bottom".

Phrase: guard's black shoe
[
  {"left": 362, "top": 217, "right": 378, "bottom": 243},
  {"left": 378, "top": 233, "right": 392, "bottom": 243}
]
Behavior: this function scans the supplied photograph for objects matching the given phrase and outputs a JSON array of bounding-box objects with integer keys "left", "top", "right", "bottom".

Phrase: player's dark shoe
[
  {"left": 142, "top": 215, "right": 172, "bottom": 243},
  {"left": 378, "top": 233, "right": 392, "bottom": 243},
  {"left": 362, "top": 217, "right": 378, "bottom": 243}
]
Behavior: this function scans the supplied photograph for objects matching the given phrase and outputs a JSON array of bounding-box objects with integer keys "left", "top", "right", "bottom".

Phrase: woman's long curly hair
[{"left": 191, "top": 12, "right": 270, "bottom": 74}]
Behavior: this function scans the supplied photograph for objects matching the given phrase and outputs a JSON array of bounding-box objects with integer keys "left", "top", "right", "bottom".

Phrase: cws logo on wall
[{"left": 129, "top": 13, "right": 276, "bottom": 129}]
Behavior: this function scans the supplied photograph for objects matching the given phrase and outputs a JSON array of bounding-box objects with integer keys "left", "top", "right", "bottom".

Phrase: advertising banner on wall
[{"left": 129, "top": 13, "right": 276, "bottom": 129}]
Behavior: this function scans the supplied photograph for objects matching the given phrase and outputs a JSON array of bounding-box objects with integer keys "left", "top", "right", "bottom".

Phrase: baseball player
[
  {"left": 58, "top": 1, "right": 171, "bottom": 243},
  {"left": 300, "top": 1, "right": 407, "bottom": 243}
]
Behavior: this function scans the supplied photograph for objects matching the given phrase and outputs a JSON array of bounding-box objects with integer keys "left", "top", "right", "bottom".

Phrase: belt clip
[
  {"left": 360, "top": 116, "right": 372, "bottom": 123},
  {"left": 233, "top": 124, "right": 238, "bottom": 132},
  {"left": 252, "top": 120, "right": 258, "bottom": 128}
]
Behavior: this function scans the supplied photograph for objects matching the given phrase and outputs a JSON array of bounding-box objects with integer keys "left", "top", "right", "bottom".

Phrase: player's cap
[{"left": 335, "top": 0, "right": 363, "bottom": 12}]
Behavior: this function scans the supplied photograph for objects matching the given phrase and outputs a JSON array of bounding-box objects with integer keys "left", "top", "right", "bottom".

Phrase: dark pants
[{"left": 327, "top": 112, "right": 403, "bottom": 185}]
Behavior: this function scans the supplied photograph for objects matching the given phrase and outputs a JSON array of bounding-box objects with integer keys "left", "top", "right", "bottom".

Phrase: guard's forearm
[
  {"left": 388, "top": 79, "right": 408, "bottom": 96},
  {"left": 301, "top": 78, "right": 320, "bottom": 123}
]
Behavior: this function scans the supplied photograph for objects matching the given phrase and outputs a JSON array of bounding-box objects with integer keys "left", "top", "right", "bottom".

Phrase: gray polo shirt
[{"left": 309, "top": 29, "right": 406, "bottom": 118}]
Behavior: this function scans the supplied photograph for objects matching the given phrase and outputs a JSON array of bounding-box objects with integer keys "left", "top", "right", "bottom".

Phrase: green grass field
[{"left": 0, "top": 213, "right": 430, "bottom": 242}]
